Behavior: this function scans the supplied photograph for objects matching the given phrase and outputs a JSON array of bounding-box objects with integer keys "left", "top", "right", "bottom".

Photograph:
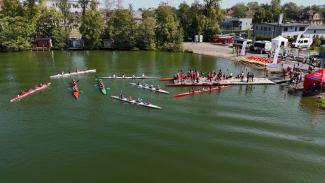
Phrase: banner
[{"left": 240, "top": 41, "right": 247, "bottom": 56}]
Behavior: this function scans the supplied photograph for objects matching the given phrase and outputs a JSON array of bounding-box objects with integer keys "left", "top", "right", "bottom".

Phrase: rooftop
[
  {"left": 308, "top": 26, "right": 325, "bottom": 30},
  {"left": 258, "top": 22, "right": 309, "bottom": 27}
]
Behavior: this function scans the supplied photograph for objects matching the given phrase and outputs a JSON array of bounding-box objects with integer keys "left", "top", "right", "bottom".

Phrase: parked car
[
  {"left": 252, "top": 41, "right": 272, "bottom": 54},
  {"left": 292, "top": 38, "right": 313, "bottom": 48},
  {"left": 233, "top": 37, "right": 252, "bottom": 49}
]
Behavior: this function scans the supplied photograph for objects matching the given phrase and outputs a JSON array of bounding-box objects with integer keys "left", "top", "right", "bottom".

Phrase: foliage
[
  {"left": 176, "top": 0, "right": 223, "bottom": 41},
  {"left": 105, "top": 9, "right": 137, "bottom": 50},
  {"left": 282, "top": 2, "right": 300, "bottom": 22},
  {"left": 79, "top": 10, "right": 105, "bottom": 49},
  {"left": 36, "top": 8, "right": 67, "bottom": 49},
  {"left": 156, "top": 4, "right": 183, "bottom": 51},
  {"left": 136, "top": 15, "right": 157, "bottom": 50},
  {"left": 319, "top": 98, "right": 325, "bottom": 109},
  {"left": 231, "top": 3, "right": 249, "bottom": 18},
  {"left": 0, "top": 16, "right": 35, "bottom": 51}
]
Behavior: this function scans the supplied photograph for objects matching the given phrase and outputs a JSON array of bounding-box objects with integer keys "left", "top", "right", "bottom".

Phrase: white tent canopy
[{"left": 271, "top": 36, "right": 288, "bottom": 51}]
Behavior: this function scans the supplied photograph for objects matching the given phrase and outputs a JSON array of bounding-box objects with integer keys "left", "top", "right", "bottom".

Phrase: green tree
[
  {"left": 136, "top": 14, "right": 157, "bottom": 50},
  {"left": 36, "top": 8, "right": 67, "bottom": 49},
  {"left": 0, "top": 16, "right": 34, "bottom": 51},
  {"left": 177, "top": 2, "right": 191, "bottom": 40},
  {"left": 232, "top": 3, "right": 249, "bottom": 18},
  {"left": 155, "top": 3, "right": 183, "bottom": 51},
  {"left": 57, "top": 0, "right": 75, "bottom": 32},
  {"left": 0, "top": 0, "right": 24, "bottom": 17},
  {"left": 106, "top": 9, "right": 137, "bottom": 50},
  {"left": 282, "top": 2, "right": 300, "bottom": 22},
  {"left": 202, "top": 0, "right": 223, "bottom": 40},
  {"left": 271, "top": 0, "right": 282, "bottom": 22},
  {"left": 79, "top": 9, "right": 105, "bottom": 49}
]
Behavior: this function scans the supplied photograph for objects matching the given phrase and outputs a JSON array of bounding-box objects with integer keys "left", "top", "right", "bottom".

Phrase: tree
[
  {"left": 232, "top": 3, "right": 249, "bottom": 18},
  {"left": 36, "top": 8, "right": 67, "bottom": 49},
  {"left": 177, "top": 2, "right": 191, "bottom": 40},
  {"left": 0, "top": 16, "right": 34, "bottom": 51},
  {"left": 78, "top": 0, "right": 90, "bottom": 15},
  {"left": 136, "top": 13, "right": 157, "bottom": 50},
  {"left": 79, "top": 9, "right": 105, "bottom": 49},
  {"left": 57, "top": 0, "right": 74, "bottom": 32},
  {"left": 202, "top": 0, "right": 223, "bottom": 40},
  {"left": 271, "top": 0, "right": 282, "bottom": 22},
  {"left": 282, "top": 2, "right": 300, "bottom": 22},
  {"left": 155, "top": 4, "right": 183, "bottom": 51},
  {"left": 106, "top": 9, "right": 136, "bottom": 50},
  {"left": 0, "top": 0, "right": 24, "bottom": 17}
]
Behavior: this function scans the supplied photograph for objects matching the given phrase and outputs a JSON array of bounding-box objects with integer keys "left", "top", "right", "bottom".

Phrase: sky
[{"left": 118, "top": 0, "right": 325, "bottom": 9}]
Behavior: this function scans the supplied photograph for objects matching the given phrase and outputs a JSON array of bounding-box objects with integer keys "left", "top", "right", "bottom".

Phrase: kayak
[
  {"left": 10, "top": 83, "right": 51, "bottom": 102},
  {"left": 99, "top": 75, "right": 158, "bottom": 80},
  {"left": 97, "top": 81, "right": 107, "bottom": 95},
  {"left": 160, "top": 77, "right": 175, "bottom": 81},
  {"left": 111, "top": 96, "right": 162, "bottom": 110},
  {"left": 50, "top": 69, "right": 96, "bottom": 79},
  {"left": 166, "top": 83, "right": 223, "bottom": 87},
  {"left": 130, "top": 83, "right": 169, "bottom": 94},
  {"left": 72, "top": 84, "right": 79, "bottom": 99},
  {"left": 174, "top": 85, "right": 231, "bottom": 98}
]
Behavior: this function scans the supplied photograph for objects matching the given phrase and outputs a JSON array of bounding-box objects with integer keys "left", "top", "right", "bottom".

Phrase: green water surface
[{"left": 0, "top": 51, "right": 324, "bottom": 183}]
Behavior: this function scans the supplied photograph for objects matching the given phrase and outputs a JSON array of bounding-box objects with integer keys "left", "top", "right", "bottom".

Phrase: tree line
[
  {"left": 0, "top": 0, "right": 224, "bottom": 52},
  {"left": 229, "top": 0, "right": 325, "bottom": 24}
]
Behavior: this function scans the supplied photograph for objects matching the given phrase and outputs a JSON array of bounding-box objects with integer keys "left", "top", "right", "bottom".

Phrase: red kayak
[
  {"left": 71, "top": 82, "right": 79, "bottom": 99},
  {"left": 10, "top": 83, "right": 51, "bottom": 102},
  {"left": 167, "top": 83, "right": 225, "bottom": 87},
  {"left": 174, "top": 85, "right": 231, "bottom": 98}
]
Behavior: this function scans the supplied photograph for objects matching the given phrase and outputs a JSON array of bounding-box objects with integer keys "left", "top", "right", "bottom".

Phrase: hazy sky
[{"left": 119, "top": 0, "right": 325, "bottom": 9}]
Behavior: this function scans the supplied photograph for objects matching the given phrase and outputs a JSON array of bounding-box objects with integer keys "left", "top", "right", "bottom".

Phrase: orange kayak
[
  {"left": 72, "top": 85, "right": 79, "bottom": 99},
  {"left": 160, "top": 77, "right": 174, "bottom": 81}
]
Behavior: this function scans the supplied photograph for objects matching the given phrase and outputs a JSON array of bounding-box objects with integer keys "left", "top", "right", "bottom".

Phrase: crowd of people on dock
[{"left": 174, "top": 69, "right": 255, "bottom": 83}]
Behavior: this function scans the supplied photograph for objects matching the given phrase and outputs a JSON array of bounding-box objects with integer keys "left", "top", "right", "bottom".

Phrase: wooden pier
[{"left": 167, "top": 77, "right": 275, "bottom": 87}]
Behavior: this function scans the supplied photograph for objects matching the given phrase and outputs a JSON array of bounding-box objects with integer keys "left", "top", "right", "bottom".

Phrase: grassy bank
[{"left": 319, "top": 97, "right": 325, "bottom": 109}]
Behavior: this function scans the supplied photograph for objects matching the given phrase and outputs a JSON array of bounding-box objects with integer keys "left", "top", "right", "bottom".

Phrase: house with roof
[
  {"left": 220, "top": 18, "right": 253, "bottom": 31},
  {"left": 304, "top": 10, "right": 324, "bottom": 26},
  {"left": 253, "top": 22, "right": 309, "bottom": 39}
]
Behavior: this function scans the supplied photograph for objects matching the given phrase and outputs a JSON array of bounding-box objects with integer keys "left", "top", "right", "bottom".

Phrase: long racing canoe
[
  {"left": 130, "top": 83, "right": 169, "bottom": 94},
  {"left": 10, "top": 83, "right": 51, "bottom": 102},
  {"left": 50, "top": 69, "right": 96, "bottom": 79},
  {"left": 174, "top": 85, "right": 231, "bottom": 98},
  {"left": 111, "top": 96, "right": 162, "bottom": 109},
  {"left": 99, "top": 75, "right": 158, "bottom": 80}
]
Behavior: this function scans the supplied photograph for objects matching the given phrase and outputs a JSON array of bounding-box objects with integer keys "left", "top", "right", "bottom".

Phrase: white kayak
[
  {"left": 130, "top": 83, "right": 169, "bottom": 94},
  {"left": 50, "top": 69, "right": 96, "bottom": 79},
  {"left": 111, "top": 96, "right": 162, "bottom": 110},
  {"left": 99, "top": 75, "right": 158, "bottom": 80},
  {"left": 10, "top": 83, "right": 51, "bottom": 102}
]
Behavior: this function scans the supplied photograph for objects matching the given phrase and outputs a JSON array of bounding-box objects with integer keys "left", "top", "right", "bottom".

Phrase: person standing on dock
[
  {"left": 247, "top": 72, "right": 250, "bottom": 83},
  {"left": 251, "top": 73, "right": 254, "bottom": 82}
]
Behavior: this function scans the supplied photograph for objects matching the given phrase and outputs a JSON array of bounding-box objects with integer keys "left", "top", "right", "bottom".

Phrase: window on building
[
  {"left": 264, "top": 27, "right": 267, "bottom": 31},
  {"left": 284, "top": 27, "right": 288, "bottom": 32},
  {"left": 269, "top": 27, "right": 271, "bottom": 31},
  {"left": 256, "top": 26, "right": 258, "bottom": 30},
  {"left": 314, "top": 30, "right": 317, "bottom": 33},
  {"left": 295, "top": 27, "right": 297, "bottom": 31},
  {"left": 299, "top": 27, "right": 305, "bottom": 31}
]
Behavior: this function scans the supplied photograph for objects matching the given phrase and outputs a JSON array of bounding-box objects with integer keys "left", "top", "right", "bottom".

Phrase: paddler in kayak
[{"left": 71, "top": 79, "right": 77, "bottom": 86}]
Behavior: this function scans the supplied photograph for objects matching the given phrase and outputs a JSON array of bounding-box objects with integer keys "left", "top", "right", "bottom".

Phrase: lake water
[{"left": 0, "top": 51, "right": 325, "bottom": 183}]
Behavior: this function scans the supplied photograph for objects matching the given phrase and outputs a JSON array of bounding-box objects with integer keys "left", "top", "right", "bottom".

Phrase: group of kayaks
[{"left": 10, "top": 69, "right": 232, "bottom": 110}]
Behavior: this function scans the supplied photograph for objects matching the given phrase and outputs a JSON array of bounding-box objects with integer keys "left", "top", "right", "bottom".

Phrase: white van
[
  {"left": 293, "top": 38, "right": 313, "bottom": 48},
  {"left": 233, "top": 37, "right": 252, "bottom": 48},
  {"left": 252, "top": 41, "right": 272, "bottom": 53}
]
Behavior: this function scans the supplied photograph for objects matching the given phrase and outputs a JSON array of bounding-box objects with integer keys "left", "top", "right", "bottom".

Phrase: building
[
  {"left": 253, "top": 23, "right": 309, "bottom": 39},
  {"left": 220, "top": 18, "right": 252, "bottom": 31},
  {"left": 304, "top": 10, "right": 324, "bottom": 26},
  {"left": 304, "top": 26, "right": 325, "bottom": 38},
  {"left": 43, "top": 0, "right": 82, "bottom": 14},
  {"left": 32, "top": 38, "right": 52, "bottom": 51}
]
